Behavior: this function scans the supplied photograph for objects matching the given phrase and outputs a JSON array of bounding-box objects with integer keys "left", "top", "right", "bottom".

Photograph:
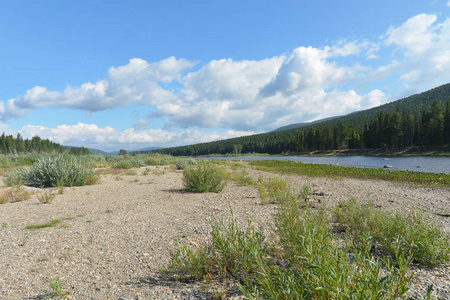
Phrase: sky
[{"left": 0, "top": 1, "right": 450, "bottom": 152}]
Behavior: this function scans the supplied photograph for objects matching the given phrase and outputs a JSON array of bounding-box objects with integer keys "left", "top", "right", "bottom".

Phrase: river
[{"left": 200, "top": 155, "right": 450, "bottom": 174}]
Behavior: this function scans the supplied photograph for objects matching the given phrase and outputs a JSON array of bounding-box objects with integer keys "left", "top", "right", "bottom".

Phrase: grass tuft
[
  {"left": 37, "top": 191, "right": 56, "bottom": 204},
  {"left": 25, "top": 219, "right": 60, "bottom": 230}
]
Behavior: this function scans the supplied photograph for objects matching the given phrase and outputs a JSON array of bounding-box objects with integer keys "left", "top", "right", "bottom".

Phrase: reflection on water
[{"left": 201, "top": 156, "right": 450, "bottom": 174}]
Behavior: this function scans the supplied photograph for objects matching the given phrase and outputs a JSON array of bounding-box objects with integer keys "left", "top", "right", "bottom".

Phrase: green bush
[
  {"left": 333, "top": 198, "right": 450, "bottom": 267},
  {"left": 4, "top": 167, "right": 32, "bottom": 186},
  {"left": 175, "top": 158, "right": 197, "bottom": 170},
  {"left": 5, "top": 155, "right": 100, "bottom": 188},
  {"left": 183, "top": 163, "right": 227, "bottom": 193}
]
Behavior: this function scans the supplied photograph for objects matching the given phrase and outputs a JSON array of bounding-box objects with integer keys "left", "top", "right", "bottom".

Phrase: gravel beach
[{"left": 0, "top": 163, "right": 449, "bottom": 299}]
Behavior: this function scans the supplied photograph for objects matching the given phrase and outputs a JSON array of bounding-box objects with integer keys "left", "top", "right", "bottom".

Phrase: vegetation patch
[
  {"left": 25, "top": 219, "right": 60, "bottom": 230},
  {"left": 333, "top": 198, "right": 450, "bottom": 267},
  {"left": 0, "top": 186, "right": 32, "bottom": 204},
  {"left": 4, "top": 155, "right": 100, "bottom": 188},
  {"left": 229, "top": 171, "right": 254, "bottom": 186},
  {"left": 36, "top": 191, "right": 56, "bottom": 204},
  {"left": 250, "top": 160, "right": 450, "bottom": 188},
  {"left": 257, "top": 177, "right": 289, "bottom": 204},
  {"left": 164, "top": 186, "right": 446, "bottom": 299},
  {"left": 183, "top": 163, "right": 227, "bottom": 193},
  {"left": 175, "top": 158, "right": 197, "bottom": 170}
]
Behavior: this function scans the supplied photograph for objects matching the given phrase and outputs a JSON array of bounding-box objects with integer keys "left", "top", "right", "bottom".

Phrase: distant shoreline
[{"left": 196, "top": 146, "right": 450, "bottom": 158}]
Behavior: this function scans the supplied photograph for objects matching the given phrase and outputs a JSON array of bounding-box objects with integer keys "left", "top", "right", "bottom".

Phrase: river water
[{"left": 202, "top": 156, "right": 450, "bottom": 174}]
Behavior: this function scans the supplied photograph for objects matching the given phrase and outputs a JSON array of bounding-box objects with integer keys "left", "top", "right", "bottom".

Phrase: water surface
[{"left": 200, "top": 155, "right": 450, "bottom": 174}]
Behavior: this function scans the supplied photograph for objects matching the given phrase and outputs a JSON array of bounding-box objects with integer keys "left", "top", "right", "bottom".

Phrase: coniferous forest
[
  {"left": 141, "top": 83, "right": 450, "bottom": 156},
  {"left": 0, "top": 133, "right": 65, "bottom": 155}
]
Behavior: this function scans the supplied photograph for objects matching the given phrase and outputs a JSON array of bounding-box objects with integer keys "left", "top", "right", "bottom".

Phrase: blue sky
[{"left": 1, "top": 0, "right": 449, "bottom": 152}]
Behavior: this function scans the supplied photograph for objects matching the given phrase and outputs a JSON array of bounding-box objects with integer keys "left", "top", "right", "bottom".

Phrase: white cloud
[
  {"left": 385, "top": 14, "right": 438, "bottom": 56},
  {"left": 447, "top": 0, "right": 450, "bottom": 7},
  {"left": 381, "top": 14, "right": 450, "bottom": 90},
  {"left": 259, "top": 46, "right": 366, "bottom": 98},
  {"left": 18, "top": 123, "right": 254, "bottom": 152},
  {"left": 1, "top": 57, "right": 195, "bottom": 121}
]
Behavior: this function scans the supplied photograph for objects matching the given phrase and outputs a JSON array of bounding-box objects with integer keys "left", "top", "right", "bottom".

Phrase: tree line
[
  {"left": 0, "top": 133, "right": 91, "bottom": 155},
  {"left": 143, "top": 100, "right": 450, "bottom": 156}
]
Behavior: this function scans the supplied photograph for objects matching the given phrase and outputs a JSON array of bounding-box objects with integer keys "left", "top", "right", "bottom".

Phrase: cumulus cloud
[
  {"left": 385, "top": 14, "right": 438, "bottom": 56},
  {"left": 17, "top": 123, "right": 254, "bottom": 152},
  {"left": 259, "top": 46, "right": 366, "bottom": 98},
  {"left": 1, "top": 56, "right": 195, "bottom": 121},
  {"left": 380, "top": 14, "right": 450, "bottom": 90}
]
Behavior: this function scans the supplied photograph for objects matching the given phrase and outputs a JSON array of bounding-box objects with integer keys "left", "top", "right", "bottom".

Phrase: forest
[
  {"left": 0, "top": 133, "right": 90, "bottom": 155},
  {"left": 140, "top": 83, "right": 450, "bottom": 156}
]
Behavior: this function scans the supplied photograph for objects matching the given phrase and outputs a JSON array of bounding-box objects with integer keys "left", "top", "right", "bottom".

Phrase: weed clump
[
  {"left": 183, "top": 163, "right": 227, "bottom": 193},
  {"left": 37, "top": 191, "right": 56, "bottom": 204}
]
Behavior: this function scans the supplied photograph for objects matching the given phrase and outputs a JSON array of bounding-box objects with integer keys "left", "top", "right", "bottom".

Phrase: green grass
[
  {"left": 229, "top": 171, "right": 255, "bottom": 186},
  {"left": 257, "top": 177, "right": 292, "bottom": 204},
  {"left": 25, "top": 219, "right": 60, "bottom": 229},
  {"left": 250, "top": 160, "right": 450, "bottom": 188}
]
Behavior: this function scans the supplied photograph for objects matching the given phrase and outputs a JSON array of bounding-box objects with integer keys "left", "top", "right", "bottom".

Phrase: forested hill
[{"left": 139, "top": 82, "right": 450, "bottom": 156}]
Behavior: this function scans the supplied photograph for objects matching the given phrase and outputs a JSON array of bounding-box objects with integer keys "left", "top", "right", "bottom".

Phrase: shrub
[
  {"left": 4, "top": 167, "right": 32, "bottom": 187},
  {"left": 183, "top": 164, "right": 227, "bottom": 193},
  {"left": 7, "top": 155, "right": 100, "bottom": 188},
  {"left": 333, "top": 198, "right": 450, "bottom": 267},
  {"left": 175, "top": 158, "right": 197, "bottom": 170},
  {"left": 116, "top": 160, "right": 134, "bottom": 169}
]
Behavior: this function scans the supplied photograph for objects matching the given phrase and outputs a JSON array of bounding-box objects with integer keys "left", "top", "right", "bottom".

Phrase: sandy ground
[{"left": 0, "top": 163, "right": 449, "bottom": 299}]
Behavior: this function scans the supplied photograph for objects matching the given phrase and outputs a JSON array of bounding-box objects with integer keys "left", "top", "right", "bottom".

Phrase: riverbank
[
  {"left": 0, "top": 163, "right": 449, "bottom": 299},
  {"left": 286, "top": 145, "right": 450, "bottom": 157}
]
